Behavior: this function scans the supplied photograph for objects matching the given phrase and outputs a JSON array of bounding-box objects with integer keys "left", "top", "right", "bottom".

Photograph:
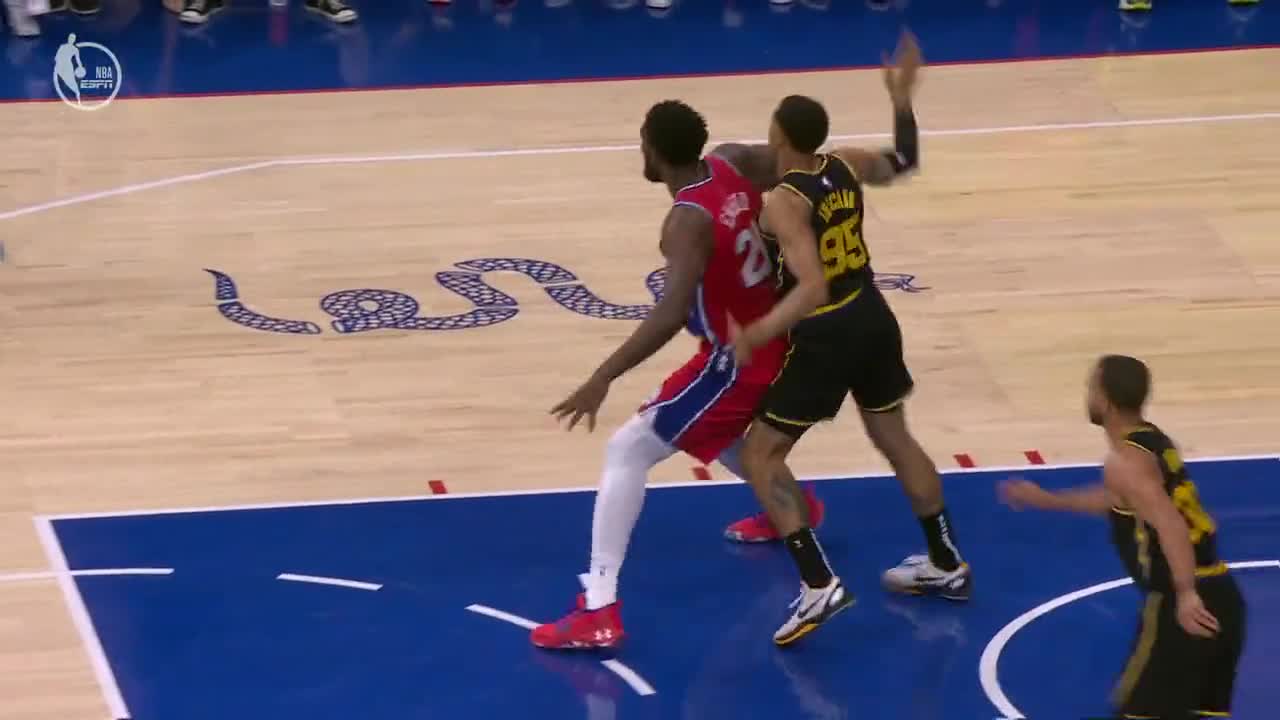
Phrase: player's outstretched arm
[
  {"left": 593, "top": 206, "right": 713, "bottom": 383},
  {"left": 832, "top": 30, "right": 922, "bottom": 186},
  {"left": 999, "top": 478, "right": 1113, "bottom": 515},
  {"left": 730, "top": 188, "right": 827, "bottom": 366}
]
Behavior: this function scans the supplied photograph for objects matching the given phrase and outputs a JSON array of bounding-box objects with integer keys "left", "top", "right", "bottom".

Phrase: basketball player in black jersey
[
  {"left": 729, "top": 32, "right": 972, "bottom": 644},
  {"left": 1001, "top": 355, "right": 1247, "bottom": 719}
]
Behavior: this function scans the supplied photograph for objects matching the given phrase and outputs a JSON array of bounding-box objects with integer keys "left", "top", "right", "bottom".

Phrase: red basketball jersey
[{"left": 671, "top": 154, "right": 780, "bottom": 353}]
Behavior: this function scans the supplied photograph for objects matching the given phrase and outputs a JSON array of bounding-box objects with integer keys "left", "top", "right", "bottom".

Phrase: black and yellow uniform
[
  {"left": 1109, "top": 424, "right": 1247, "bottom": 719},
  {"left": 757, "top": 154, "right": 912, "bottom": 437}
]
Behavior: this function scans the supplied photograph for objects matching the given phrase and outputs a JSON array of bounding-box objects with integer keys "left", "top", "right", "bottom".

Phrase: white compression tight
[{"left": 581, "top": 415, "right": 746, "bottom": 610}]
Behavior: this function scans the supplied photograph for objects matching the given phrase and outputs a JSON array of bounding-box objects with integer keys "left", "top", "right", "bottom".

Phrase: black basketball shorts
[
  {"left": 1112, "top": 575, "right": 1247, "bottom": 719},
  {"left": 757, "top": 297, "right": 913, "bottom": 438}
]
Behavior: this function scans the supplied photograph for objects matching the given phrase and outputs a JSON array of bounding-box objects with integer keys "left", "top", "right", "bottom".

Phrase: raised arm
[{"left": 832, "top": 30, "right": 922, "bottom": 186}]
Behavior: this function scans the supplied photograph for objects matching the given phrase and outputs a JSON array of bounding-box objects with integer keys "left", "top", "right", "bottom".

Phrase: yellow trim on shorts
[
  {"left": 764, "top": 412, "right": 819, "bottom": 427},
  {"left": 861, "top": 394, "right": 908, "bottom": 414},
  {"left": 1195, "top": 711, "right": 1231, "bottom": 717},
  {"left": 770, "top": 344, "right": 797, "bottom": 385},
  {"left": 808, "top": 286, "right": 862, "bottom": 317},
  {"left": 1114, "top": 591, "right": 1163, "bottom": 708}
]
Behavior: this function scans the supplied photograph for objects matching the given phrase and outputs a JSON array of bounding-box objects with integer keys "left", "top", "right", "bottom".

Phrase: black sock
[
  {"left": 784, "top": 527, "right": 834, "bottom": 588},
  {"left": 919, "top": 508, "right": 961, "bottom": 571}
]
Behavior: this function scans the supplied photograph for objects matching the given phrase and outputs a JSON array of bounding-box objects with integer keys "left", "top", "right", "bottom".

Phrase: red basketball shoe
[
  {"left": 530, "top": 597, "right": 625, "bottom": 650},
  {"left": 724, "top": 486, "right": 825, "bottom": 542}
]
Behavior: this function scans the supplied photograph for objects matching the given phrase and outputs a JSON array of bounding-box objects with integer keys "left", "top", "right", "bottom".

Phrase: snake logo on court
[{"left": 205, "top": 258, "right": 928, "bottom": 335}]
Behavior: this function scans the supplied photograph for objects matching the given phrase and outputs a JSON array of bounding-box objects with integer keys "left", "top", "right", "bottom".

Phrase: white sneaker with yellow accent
[
  {"left": 882, "top": 554, "right": 972, "bottom": 600},
  {"left": 773, "top": 577, "right": 855, "bottom": 646}
]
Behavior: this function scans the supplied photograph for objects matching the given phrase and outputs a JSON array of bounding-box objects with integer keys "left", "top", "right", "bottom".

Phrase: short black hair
[
  {"left": 1098, "top": 354, "right": 1150, "bottom": 412},
  {"left": 773, "top": 95, "right": 829, "bottom": 154},
  {"left": 642, "top": 100, "right": 708, "bottom": 167}
]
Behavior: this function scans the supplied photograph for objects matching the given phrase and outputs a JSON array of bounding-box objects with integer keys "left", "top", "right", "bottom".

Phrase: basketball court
[{"left": 1, "top": 6, "right": 1278, "bottom": 717}]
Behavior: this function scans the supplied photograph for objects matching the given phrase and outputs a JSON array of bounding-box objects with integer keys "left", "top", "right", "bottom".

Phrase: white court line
[
  {"left": 465, "top": 604, "right": 657, "bottom": 696},
  {"left": 465, "top": 603, "right": 539, "bottom": 630},
  {"left": 35, "top": 452, "right": 1280, "bottom": 521},
  {"left": 601, "top": 659, "right": 658, "bottom": 696},
  {"left": 0, "top": 567, "right": 173, "bottom": 583},
  {"left": 277, "top": 573, "right": 382, "bottom": 591},
  {"left": 979, "top": 559, "right": 1280, "bottom": 720},
  {"left": 34, "top": 518, "right": 133, "bottom": 720},
  {"left": 1, "top": 111, "right": 1277, "bottom": 222}
]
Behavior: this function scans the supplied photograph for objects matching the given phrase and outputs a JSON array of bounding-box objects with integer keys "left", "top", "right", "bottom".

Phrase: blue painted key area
[{"left": 51, "top": 457, "right": 1280, "bottom": 719}]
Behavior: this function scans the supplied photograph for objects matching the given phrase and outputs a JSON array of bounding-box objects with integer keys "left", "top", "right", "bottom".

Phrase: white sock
[{"left": 582, "top": 412, "right": 672, "bottom": 610}]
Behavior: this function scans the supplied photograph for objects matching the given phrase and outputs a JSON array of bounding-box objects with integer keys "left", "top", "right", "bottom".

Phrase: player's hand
[
  {"left": 550, "top": 374, "right": 610, "bottom": 432},
  {"left": 998, "top": 477, "right": 1050, "bottom": 510},
  {"left": 1176, "top": 589, "right": 1220, "bottom": 638},
  {"left": 727, "top": 314, "right": 758, "bottom": 367},
  {"left": 883, "top": 30, "right": 922, "bottom": 108}
]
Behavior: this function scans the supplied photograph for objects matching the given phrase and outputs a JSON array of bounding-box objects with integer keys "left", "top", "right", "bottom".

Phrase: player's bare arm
[
  {"left": 832, "top": 30, "right": 922, "bottom": 186},
  {"left": 1104, "top": 446, "right": 1221, "bottom": 638},
  {"left": 729, "top": 188, "right": 827, "bottom": 367},
  {"left": 999, "top": 478, "right": 1114, "bottom": 515},
  {"left": 550, "top": 206, "right": 713, "bottom": 431},
  {"left": 710, "top": 143, "right": 779, "bottom": 192}
]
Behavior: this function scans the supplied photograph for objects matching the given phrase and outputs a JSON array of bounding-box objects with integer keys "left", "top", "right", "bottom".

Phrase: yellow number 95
[{"left": 818, "top": 215, "right": 867, "bottom": 280}]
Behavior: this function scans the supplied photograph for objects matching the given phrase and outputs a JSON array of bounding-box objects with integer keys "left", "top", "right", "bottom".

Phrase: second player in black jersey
[
  {"left": 771, "top": 152, "right": 870, "bottom": 313},
  {"left": 727, "top": 33, "right": 975, "bottom": 647},
  {"left": 1001, "top": 355, "right": 1247, "bottom": 719}
]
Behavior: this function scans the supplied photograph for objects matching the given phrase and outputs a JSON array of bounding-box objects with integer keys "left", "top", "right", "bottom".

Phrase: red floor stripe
[
  {"left": 428, "top": 480, "right": 448, "bottom": 495},
  {"left": 953, "top": 453, "right": 976, "bottom": 468},
  {"left": 692, "top": 466, "right": 712, "bottom": 481},
  {"left": 1024, "top": 450, "right": 1046, "bottom": 465}
]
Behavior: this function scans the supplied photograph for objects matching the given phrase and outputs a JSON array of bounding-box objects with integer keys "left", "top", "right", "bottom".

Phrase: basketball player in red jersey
[{"left": 531, "top": 100, "right": 838, "bottom": 649}]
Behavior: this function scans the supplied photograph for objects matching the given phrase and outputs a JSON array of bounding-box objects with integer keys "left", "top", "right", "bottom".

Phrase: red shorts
[{"left": 639, "top": 341, "right": 786, "bottom": 464}]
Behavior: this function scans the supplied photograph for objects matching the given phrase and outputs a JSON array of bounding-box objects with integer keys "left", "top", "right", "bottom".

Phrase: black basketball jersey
[
  {"left": 1108, "top": 424, "right": 1226, "bottom": 593},
  {"left": 772, "top": 154, "right": 873, "bottom": 317}
]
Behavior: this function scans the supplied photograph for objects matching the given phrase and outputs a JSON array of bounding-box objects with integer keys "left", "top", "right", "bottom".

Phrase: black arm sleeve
[{"left": 881, "top": 105, "right": 919, "bottom": 174}]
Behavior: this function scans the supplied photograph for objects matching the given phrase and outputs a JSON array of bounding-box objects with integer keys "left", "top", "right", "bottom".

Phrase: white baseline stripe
[
  {"left": 602, "top": 659, "right": 657, "bottom": 696},
  {"left": 465, "top": 604, "right": 657, "bottom": 696},
  {"left": 33, "top": 518, "right": 132, "bottom": 720},
  {"left": 465, "top": 603, "right": 539, "bottom": 630},
  {"left": 36, "top": 452, "right": 1280, "bottom": 521},
  {"left": 0, "top": 568, "right": 173, "bottom": 583},
  {"left": 979, "top": 559, "right": 1280, "bottom": 720},
  {"left": 1, "top": 111, "right": 1276, "bottom": 222},
  {"left": 277, "top": 573, "right": 382, "bottom": 591}
]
